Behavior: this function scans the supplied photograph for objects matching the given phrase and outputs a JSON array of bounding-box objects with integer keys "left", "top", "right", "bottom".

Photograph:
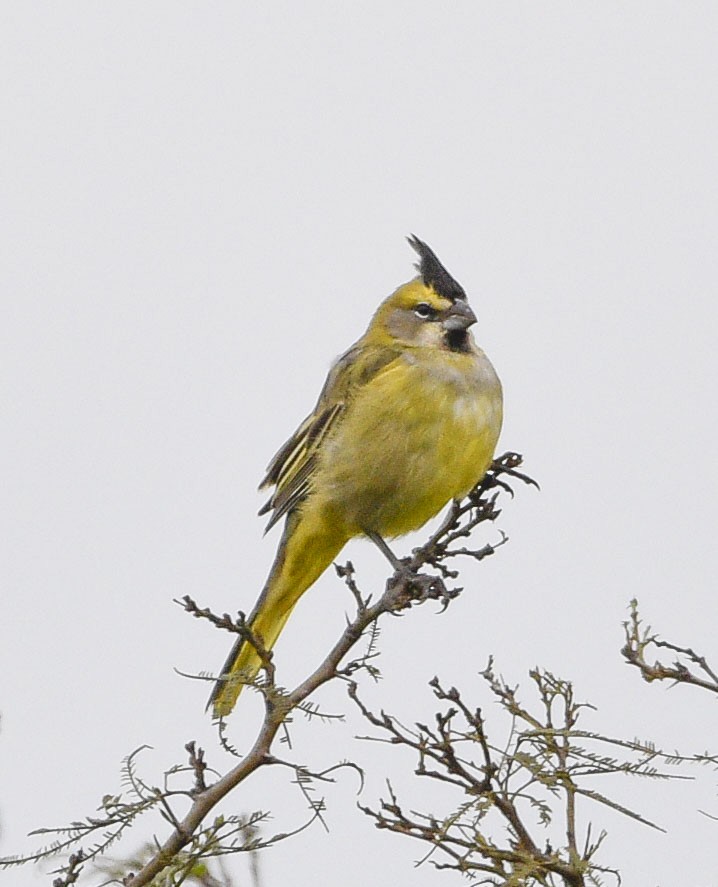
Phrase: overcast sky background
[{"left": 3, "top": 4, "right": 718, "bottom": 886}]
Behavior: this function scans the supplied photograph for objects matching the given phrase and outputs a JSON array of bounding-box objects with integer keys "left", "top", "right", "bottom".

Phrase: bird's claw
[{"left": 386, "top": 567, "right": 458, "bottom": 611}]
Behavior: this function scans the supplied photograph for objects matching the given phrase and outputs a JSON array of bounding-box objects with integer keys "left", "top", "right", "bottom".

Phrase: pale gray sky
[{"left": 3, "top": 4, "right": 718, "bottom": 886}]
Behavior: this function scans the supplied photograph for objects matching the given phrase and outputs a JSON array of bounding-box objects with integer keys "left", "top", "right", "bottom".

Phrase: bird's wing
[
  {"left": 258, "top": 401, "right": 344, "bottom": 529},
  {"left": 258, "top": 345, "right": 401, "bottom": 530}
]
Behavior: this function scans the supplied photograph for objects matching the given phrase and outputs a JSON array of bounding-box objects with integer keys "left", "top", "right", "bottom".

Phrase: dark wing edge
[{"left": 258, "top": 401, "right": 344, "bottom": 531}]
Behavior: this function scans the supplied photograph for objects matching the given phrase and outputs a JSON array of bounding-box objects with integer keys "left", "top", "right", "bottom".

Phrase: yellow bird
[{"left": 210, "top": 236, "right": 503, "bottom": 717}]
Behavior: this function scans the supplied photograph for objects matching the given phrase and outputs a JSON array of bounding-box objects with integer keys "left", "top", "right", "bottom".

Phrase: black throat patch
[{"left": 445, "top": 328, "right": 470, "bottom": 353}]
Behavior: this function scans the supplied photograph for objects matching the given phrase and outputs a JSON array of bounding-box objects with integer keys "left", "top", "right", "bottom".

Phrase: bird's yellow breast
[{"left": 311, "top": 346, "right": 503, "bottom": 537}]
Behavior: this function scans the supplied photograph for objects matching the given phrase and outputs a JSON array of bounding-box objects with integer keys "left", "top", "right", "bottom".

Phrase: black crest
[{"left": 407, "top": 235, "right": 467, "bottom": 301}]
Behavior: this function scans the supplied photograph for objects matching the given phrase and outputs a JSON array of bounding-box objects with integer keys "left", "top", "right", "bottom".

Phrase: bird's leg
[
  {"left": 366, "top": 529, "right": 452, "bottom": 609},
  {"left": 365, "top": 530, "right": 407, "bottom": 572}
]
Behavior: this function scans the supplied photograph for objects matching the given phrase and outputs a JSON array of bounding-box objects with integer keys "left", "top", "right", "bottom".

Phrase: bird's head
[{"left": 366, "top": 236, "right": 478, "bottom": 353}]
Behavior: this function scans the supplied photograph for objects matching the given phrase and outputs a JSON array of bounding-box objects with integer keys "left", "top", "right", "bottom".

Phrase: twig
[{"left": 622, "top": 599, "right": 718, "bottom": 695}]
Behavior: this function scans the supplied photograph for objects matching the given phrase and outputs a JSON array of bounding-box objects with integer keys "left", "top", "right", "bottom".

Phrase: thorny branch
[
  {"left": 3, "top": 452, "right": 535, "bottom": 887},
  {"left": 352, "top": 664, "right": 681, "bottom": 887}
]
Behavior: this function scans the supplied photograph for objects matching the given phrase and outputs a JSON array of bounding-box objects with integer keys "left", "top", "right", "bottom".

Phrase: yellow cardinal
[{"left": 210, "top": 236, "right": 503, "bottom": 717}]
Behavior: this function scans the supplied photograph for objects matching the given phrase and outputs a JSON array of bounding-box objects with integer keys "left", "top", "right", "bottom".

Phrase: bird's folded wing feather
[{"left": 258, "top": 345, "right": 402, "bottom": 530}]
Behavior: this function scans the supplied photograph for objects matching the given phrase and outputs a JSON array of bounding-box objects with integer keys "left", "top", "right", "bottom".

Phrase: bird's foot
[
  {"left": 386, "top": 567, "right": 460, "bottom": 612},
  {"left": 369, "top": 529, "right": 460, "bottom": 611}
]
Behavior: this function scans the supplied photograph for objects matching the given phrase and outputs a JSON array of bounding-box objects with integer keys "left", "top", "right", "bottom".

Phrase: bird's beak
[{"left": 442, "top": 301, "right": 477, "bottom": 332}]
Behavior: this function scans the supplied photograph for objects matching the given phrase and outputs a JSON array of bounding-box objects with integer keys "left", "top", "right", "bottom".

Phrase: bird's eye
[{"left": 414, "top": 303, "right": 436, "bottom": 320}]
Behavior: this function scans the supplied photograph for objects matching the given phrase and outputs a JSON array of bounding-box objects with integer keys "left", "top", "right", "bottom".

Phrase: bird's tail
[{"left": 209, "top": 508, "right": 347, "bottom": 718}]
